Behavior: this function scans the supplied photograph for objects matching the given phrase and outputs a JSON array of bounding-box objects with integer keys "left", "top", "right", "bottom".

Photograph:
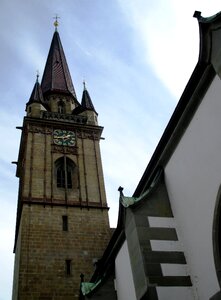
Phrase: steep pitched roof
[
  {"left": 72, "top": 83, "right": 97, "bottom": 115},
  {"left": 26, "top": 77, "right": 44, "bottom": 105},
  {"left": 81, "top": 83, "right": 97, "bottom": 113},
  {"left": 41, "top": 30, "right": 77, "bottom": 99}
]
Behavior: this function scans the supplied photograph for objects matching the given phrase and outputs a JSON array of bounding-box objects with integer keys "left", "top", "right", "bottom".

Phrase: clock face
[{"left": 53, "top": 130, "right": 76, "bottom": 146}]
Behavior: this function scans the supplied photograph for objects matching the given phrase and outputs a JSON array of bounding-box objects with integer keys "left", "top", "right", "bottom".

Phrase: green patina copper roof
[
  {"left": 81, "top": 280, "right": 101, "bottom": 296},
  {"left": 119, "top": 168, "right": 163, "bottom": 208},
  {"left": 120, "top": 196, "right": 138, "bottom": 207}
]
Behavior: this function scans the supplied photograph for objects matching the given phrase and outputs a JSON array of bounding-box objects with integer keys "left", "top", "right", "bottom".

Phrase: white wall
[
  {"left": 115, "top": 240, "right": 136, "bottom": 300},
  {"left": 165, "top": 75, "right": 221, "bottom": 299}
]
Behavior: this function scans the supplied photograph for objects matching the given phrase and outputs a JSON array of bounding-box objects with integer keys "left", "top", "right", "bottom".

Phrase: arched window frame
[{"left": 55, "top": 157, "right": 75, "bottom": 189}]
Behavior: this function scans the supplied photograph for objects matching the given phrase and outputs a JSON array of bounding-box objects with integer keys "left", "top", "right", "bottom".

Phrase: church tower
[{"left": 12, "top": 23, "right": 111, "bottom": 300}]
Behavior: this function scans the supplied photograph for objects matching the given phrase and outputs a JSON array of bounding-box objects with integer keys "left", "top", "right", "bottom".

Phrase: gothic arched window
[
  {"left": 55, "top": 157, "right": 75, "bottom": 189},
  {"left": 58, "top": 100, "right": 65, "bottom": 114}
]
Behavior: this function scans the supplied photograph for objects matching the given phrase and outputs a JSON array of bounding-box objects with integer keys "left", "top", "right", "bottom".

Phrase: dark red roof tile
[{"left": 41, "top": 31, "right": 77, "bottom": 99}]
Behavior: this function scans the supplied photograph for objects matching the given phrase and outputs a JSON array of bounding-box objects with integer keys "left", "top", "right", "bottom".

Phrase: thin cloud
[{"left": 118, "top": 0, "right": 221, "bottom": 99}]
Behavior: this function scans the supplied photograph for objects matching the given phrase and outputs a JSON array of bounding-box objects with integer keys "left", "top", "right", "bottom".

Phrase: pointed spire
[
  {"left": 41, "top": 30, "right": 77, "bottom": 99},
  {"left": 81, "top": 81, "right": 96, "bottom": 113},
  {"left": 27, "top": 74, "right": 44, "bottom": 105}
]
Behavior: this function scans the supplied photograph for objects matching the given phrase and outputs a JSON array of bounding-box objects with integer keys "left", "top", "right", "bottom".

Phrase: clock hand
[
  {"left": 54, "top": 134, "right": 71, "bottom": 139},
  {"left": 54, "top": 135, "right": 69, "bottom": 139}
]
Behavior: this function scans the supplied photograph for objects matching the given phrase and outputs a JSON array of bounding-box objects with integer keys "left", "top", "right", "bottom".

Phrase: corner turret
[
  {"left": 81, "top": 82, "right": 98, "bottom": 125},
  {"left": 26, "top": 75, "right": 47, "bottom": 118}
]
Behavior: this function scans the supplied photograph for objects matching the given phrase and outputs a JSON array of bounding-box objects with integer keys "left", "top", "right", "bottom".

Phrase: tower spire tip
[
  {"left": 53, "top": 14, "right": 60, "bottom": 31},
  {"left": 36, "top": 70, "right": 39, "bottom": 83},
  {"left": 83, "top": 80, "right": 87, "bottom": 91}
]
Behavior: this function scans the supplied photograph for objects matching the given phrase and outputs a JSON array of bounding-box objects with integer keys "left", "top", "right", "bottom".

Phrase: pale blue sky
[{"left": 1, "top": 1, "right": 221, "bottom": 299}]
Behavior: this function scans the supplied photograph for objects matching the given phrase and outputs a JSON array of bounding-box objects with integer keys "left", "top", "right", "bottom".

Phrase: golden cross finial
[{"left": 53, "top": 14, "right": 60, "bottom": 31}]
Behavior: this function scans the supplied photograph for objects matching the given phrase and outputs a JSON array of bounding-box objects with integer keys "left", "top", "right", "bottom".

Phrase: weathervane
[{"left": 53, "top": 14, "right": 60, "bottom": 31}]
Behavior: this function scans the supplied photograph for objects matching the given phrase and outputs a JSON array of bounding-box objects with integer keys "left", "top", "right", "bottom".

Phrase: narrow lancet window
[
  {"left": 57, "top": 165, "right": 65, "bottom": 188},
  {"left": 65, "top": 259, "right": 72, "bottom": 276},
  {"left": 62, "top": 215, "right": 68, "bottom": 231}
]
